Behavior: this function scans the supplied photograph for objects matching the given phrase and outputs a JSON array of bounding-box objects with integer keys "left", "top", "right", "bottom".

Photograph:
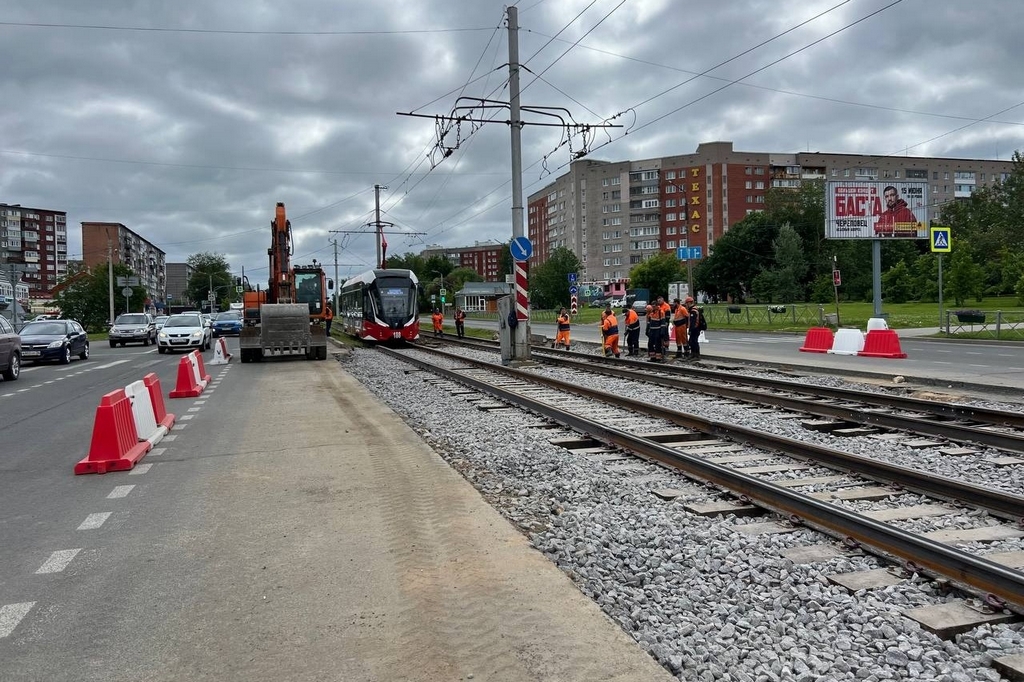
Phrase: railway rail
[
  {"left": 432, "top": 336, "right": 1024, "bottom": 455},
  {"left": 381, "top": 343, "right": 1024, "bottom": 615}
]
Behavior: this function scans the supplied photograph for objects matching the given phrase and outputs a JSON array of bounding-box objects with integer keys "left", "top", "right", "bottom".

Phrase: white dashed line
[
  {"left": 36, "top": 549, "right": 82, "bottom": 574},
  {"left": 175, "top": 423, "right": 188, "bottom": 429},
  {"left": 149, "top": 448, "right": 166, "bottom": 457},
  {"left": 0, "top": 602, "right": 35, "bottom": 638},
  {"left": 179, "top": 414, "right": 194, "bottom": 420},
  {"left": 193, "top": 400, "right": 206, "bottom": 405},
  {"left": 163, "top": 435, "right": 177, "bottom": 441},
  {"left": 187, "top": 407, "right": 201, "bottom": 412},
  {"left": 107, "top": 485, "right": 136, "bottom": 498},
  {"left": 968, "top": 364, "right": 990, "bottom": 368},
  {"left": 93, "top": 360, "right": 132, "bottom": 369},
  {"left": 77, "top": 512, "right": 112, "bottom": 530},
  {"left": 129, "top": 463, "right": 153, "bottom": 475}
]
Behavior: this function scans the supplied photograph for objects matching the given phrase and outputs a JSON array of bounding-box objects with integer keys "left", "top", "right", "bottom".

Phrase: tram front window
[{"left": 375, "top": 283, "right": 414, "bottom": 325}]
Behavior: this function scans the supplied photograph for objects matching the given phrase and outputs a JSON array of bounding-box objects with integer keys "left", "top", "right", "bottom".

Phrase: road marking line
[
  {"left": 187, "top": 407, "right": 201, "bottom": 412},
  {"left": 77, "top": 512, "right": 111, "bottom": 530},
  {"left": 179, "top": 414, "right": 194, "bottom": 420},
  {"left": 45, "top": 381, "right": 55, "bottom": 384},
  {"left": 149, "top": 448, "right": 166, "bottom": 456},
  {"left": 129, "top": 463, "right": 153, "bottom": 475},
  {"left": 968, "top": 364, "right": 990, "bottom": 368},
  {"left": 1, "top": 393, "right": 14, "bottom": 397},
  {"left": 93, "top": 360, "right": 132, "bottom": 369},
  {"left": 193, "top": 400, "right": 206, "bottom": 405},
  {"left": 163, "top": 435, "right": 177, "bottom": 441},
  {"left": 0, "top": 602, "right": 35, "bottom": 638},
  {"left": 108, "top": 485, "right": 135, "bottom": 498},
  {"left": 17, "top": 388, "right": 30, "bottom": 393},
  {"left": 175, "top": 423, "right": 189, "bottom": 429},
  {"left": 36, "top": 549, "right": 82, "bottom": 574},
  {"left": 934, "top": 361, "right": 952, "bottom": 365}
]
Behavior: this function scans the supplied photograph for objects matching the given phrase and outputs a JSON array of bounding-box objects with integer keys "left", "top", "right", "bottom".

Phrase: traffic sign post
[
  {"left": 570, "top": 294, "right": 578, "bottom": 316},
  {"left": 931, "top": 227, "right": 952, "bottom": 327},
  {"left": 510, "top": 236, "right": 533, "bottom": 262}
]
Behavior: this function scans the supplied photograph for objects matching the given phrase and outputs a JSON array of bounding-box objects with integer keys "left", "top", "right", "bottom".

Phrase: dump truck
[{"left": 239, "top": 202, "right": 332, "bottom": 362}]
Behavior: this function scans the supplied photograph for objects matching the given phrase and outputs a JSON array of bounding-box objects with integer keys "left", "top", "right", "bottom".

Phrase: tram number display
[{"left": 394, "top": 332, "right": 401, "bottom": 339}]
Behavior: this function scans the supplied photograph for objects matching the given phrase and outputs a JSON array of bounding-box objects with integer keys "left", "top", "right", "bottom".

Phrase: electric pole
[
  {"left": 107, "top": 234, "right": 115, "bottom": 325},
  {"left": 329, "top": 237, "right": 339, "bottom": 315},
  {"left": 374, "top": 184, "right": 387, "bottom": 268}
]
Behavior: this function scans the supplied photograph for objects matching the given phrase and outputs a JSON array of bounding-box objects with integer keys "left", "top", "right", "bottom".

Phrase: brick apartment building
[
  {"left": 527, "top": 141, "right": 1015, "bottom": 284},
  {"left": 0, "top": 203, "right": 69, "bottom": 299},
  {"left": 420, "top": 240, "right": 505, "bottom": 282},
  {"left": 81, "top": 222, "right": 167, "bottom": 302}
]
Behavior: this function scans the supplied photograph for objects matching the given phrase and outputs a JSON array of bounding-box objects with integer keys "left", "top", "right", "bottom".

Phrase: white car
[{"left": 157, "top": 313, "right": 212, "bottom": 354}]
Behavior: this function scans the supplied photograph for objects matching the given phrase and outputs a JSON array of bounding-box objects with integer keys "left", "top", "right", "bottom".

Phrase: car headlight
[
  {"left": 47, "top": 339, "right": 66, "bottom": 348},
  {"left": 159, "top": 332, "right": 167, "bottom": 338},
  {"left": 191, "top": 331, "right": 202, "bottom": 337}
]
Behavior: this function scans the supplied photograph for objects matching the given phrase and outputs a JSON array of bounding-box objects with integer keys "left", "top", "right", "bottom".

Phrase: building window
[
  {"left": 755, "top": 181, "right": 765, "bottom": 189},
  {"left": 745, "top": 181, "right": 752, "bottom": 189},
  {"left": 944, "top": 172, "right": 950, "bottom": 180},
  {"left": 666, "top": 226, "right": 676, "bottom": 235},
  {"left": 666, "top": 185, "right": 676, "bottom": 193},
  {"left": 843, "top": 169, "right": 850, "bottom": 177},
  {"left": 666, "top": 171, "right": 676, "bottom": 180},
  {"left": 665, "top": 199, "right": 676, "bottom": 208},
  {"left": 754, "top": 167, "right": 764, "bottom": 175},
  {"left": 666, "top": 241, "right": 676, "bottom": 248},
  {"left": 666, "top": 213, "right": 676, "bottom": 221},
  {"left": 745, "top": 166, "right": 752, "bottom": 175}
]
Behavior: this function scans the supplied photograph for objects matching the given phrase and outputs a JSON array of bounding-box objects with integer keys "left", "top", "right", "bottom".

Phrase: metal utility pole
[
  {"left": 329, "top": 237, "right": 339, "bottom": 314},
  {"left": 507, "top": 6, "right": 531, "bottom": 363},
  {"left": 107, "top": 235, "right": 115, "bottom": 325},
  {"left": 374, "top": 184, "right": 387, "bottom": 268}
]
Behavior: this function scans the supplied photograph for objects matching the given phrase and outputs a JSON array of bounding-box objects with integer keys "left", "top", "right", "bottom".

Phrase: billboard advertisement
[{"left": 825, "top": 181, "right": 929, "bottom": 239}]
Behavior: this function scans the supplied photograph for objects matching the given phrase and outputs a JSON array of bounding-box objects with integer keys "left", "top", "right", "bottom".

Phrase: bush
[{"left": 954, "top": 309, "right": 986, "bottom": 324}]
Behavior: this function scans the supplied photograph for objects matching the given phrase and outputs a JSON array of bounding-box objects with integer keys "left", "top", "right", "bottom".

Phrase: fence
[{"left": 943, "top": 310, "right": 1024, "bottom": 339}]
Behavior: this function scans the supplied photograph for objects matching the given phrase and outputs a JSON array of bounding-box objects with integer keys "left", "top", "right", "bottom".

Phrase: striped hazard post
[{"left": 514, "top": 260, "right": 529, "bottom": 320}]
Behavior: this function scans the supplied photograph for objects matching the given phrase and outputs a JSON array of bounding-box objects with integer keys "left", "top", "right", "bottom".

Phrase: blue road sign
[
  {"left": 930, "top": 226, "right": 951, "bottom": 253},
  {"left": 569, "top": 285, "right": 579, "bottom": 295},
  {"left": 568, "top": 272, "right": 577, "bottom": 283},
  {"left": 676, "top": 246, "right": 703, "bottom": 260},
  {"left": 510, "top": 236, "right": 533, "bottom": 261}
]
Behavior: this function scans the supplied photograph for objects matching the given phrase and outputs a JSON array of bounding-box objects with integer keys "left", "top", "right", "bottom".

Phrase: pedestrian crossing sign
[{"left": 930, "top": 226, "right": 951, "bottom": 253}]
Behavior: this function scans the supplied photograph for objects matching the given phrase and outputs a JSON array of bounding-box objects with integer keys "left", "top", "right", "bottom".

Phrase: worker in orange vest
[
  {"left": 623, "top": 304, "right": 641, "bottom": 356},
  {"left": 645, "top": 301, "right": 666, "bottom": 362},
  {"left": 671, "top": 298, "right": 689, "bottom": 359},
  {"left": 601, "top": 305, "right": 620, "bottom": 358},
  {"left": 657, "top": 296, "right": 672, "bottom": 356},
  {"left": 553, "top": 307, "right": 571, "bottom": 350},
  {"left": 454, "top": 307, "right": 467, "bottom": 338},
  {"left": 431, "top": 308, "right": 444, "bottom": 337},
  {"left": 325, "top": 303, "right": 334, "bottom": 336}
]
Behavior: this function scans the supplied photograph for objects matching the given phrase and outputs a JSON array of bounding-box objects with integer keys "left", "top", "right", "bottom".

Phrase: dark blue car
[
  {"left": 212, "top": 311, "right": 243, "bottom": 337},
  {"left": 18, "top": 319, "right": 90, "bottom": 365}
]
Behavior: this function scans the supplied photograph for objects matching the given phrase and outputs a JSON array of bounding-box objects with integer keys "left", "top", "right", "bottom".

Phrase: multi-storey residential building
[
  {"left": 0, "top": 203, "right": 69, "bottom": 298},
  {"left": 81, "top": 222, "right": 166, "bottom": 302},
  {"left": 528, "top": 141, "right": 1015, "bottom": 283},
  {"left": 419, "top": 240, "right": 505, "bottom": 282},
  {"left": 165, "top": 262, "right": 194, "bottom": 306}
]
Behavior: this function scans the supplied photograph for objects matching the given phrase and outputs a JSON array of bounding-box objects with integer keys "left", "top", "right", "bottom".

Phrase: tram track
[
  {"left": 432, "top": 336, "right": 1024, "bottom": 456},
  {"left": 381, "top": 343, "right": 1024, "bottom": 617}
]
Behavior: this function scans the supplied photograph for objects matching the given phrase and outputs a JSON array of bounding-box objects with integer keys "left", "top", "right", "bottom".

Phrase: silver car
[
  {"left": 108, "top": 313, "right": 156, "bottom": 347},
  {"left": 157, "top": 314, "right": 212, "bottom": 354}
]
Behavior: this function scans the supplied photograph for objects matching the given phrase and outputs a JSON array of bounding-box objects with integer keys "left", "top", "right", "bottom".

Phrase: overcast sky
[{"left": 2, "top": 0, "right": 1022, "bottom": 286}]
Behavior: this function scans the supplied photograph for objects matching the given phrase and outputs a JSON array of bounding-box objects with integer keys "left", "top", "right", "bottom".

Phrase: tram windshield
[{"left": 372, "top": 279, "right": 416, "bottom": 325}]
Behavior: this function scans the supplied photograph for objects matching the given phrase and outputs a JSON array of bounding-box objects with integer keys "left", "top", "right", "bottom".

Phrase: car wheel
[
  {"left": 109, "top": 340, "right": 116, "bottom": 348},
  {"left": 60, "top": 346, "right": 72, "bottom": 365},
  {"left": 1, "top": 351, "right": 19, "bottom": 381},
  {"left": 158, "top": 347, "right": 167, "bottom": 354},
  {"left": 79, "top": 343, "right": 90, "bottom": 360},
  {"left": 143, "top": 337, "right": 149, "bottom": 346}
]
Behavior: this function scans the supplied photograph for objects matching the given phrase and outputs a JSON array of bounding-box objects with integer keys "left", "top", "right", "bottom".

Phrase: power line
[{"left": 0, "top": 21, "right": 495, "bottom": 36}]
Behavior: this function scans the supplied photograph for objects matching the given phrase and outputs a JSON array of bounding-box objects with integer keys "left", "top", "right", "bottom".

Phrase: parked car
[
  {"left": 212, "top": 311, "right": 243, "bottom": 337},
  {"left": 589, "top": 298, "right": 607, "bottom": 308},
  {"left": 632, "top": 299, "right": 649, "bottom": 316},
  {"left": 109, "top": 313, "right": 156, "bottom": 347},
  {"left": 0, "top": 315, "right": 21, "bottom": 381},
  {"left": 18, "top": 319, "right": 89, "bottom": 365},
  {"left": 157, "top": 313, "right": 212, "bottom": 353}
]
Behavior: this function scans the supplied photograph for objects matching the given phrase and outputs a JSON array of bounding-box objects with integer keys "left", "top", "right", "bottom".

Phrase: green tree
[
  {"left": 945, "top": 241, "right": 984, "bottom": 306},
  {"left": 498, "top": 241, "right": 513, "bottom": 281},
  {"left": 529, "top": 247, "right": 581, "bottom": 309},
  {"left": 52, "top": 264, "right": 148, "bottom": 332},
  {"left": 881, "top": 261, "right": 914, "bottom": 303},
  {"left": 185, "top": 252, "right": 233, "bottom": 309},
  {"left": 628, "top": 251, "right": 686, "bottom": 301},
  {"left": 767, "top": 223, "right": 806, "bottom": 302},
  {"left": 694, "top": 212, "right": 777, "bottom": 301}
]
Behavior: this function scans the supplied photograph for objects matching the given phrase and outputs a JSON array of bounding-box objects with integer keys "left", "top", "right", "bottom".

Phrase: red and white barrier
[
  {"left": 75, "top": 389, "right": 152, "bottom": 475},
  {"left": 169, "top": 350, "right": 211, "bottom": 398},
  {"left": 210, "top": 337, "right": 231, "bottom": 365}
]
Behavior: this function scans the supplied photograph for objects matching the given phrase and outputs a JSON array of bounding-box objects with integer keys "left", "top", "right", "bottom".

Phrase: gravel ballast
[{"left": 342, "top": 346, "right": 1024, "bottom": 681}]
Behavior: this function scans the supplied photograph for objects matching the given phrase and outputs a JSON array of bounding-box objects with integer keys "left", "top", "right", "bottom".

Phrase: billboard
[{"left": 825, "top": 181, "right": 929, "bottom": 239}]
